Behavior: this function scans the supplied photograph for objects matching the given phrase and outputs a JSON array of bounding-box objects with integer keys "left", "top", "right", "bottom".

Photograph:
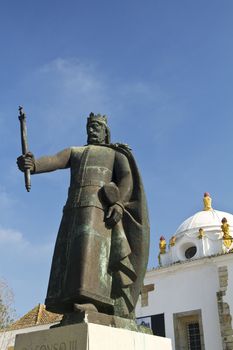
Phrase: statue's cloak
[{"left": 101, "top": 143, "right": 150, "bottom": 316}]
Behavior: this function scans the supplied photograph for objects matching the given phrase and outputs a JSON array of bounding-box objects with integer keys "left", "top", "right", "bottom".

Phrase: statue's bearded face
[{"left": 87, "top": 121, "right": 106, "bottom": 144}]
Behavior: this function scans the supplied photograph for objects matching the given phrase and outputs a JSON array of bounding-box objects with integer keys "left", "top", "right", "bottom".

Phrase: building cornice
[{"left": 146, "top": 252, "right": 233, "bottom": 277}]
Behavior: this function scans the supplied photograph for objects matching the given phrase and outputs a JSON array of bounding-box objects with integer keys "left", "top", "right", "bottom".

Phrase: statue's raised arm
[{"left": 17, "top": 148, "right": 71, "bottom": 174}]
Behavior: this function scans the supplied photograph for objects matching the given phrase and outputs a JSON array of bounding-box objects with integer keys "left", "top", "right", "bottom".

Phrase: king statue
[{"left": 17, "top": 113, "right": 150, "bottom": 325}]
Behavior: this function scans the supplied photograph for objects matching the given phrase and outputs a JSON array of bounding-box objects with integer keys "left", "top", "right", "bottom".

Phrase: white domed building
[{"left": 136, "top": 194, "right": 233, "bottom": 350}]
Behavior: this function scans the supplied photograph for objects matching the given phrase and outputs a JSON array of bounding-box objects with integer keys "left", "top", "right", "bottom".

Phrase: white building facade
[{"left": 136, "top": 194, "right": 233, "bottom": 350}]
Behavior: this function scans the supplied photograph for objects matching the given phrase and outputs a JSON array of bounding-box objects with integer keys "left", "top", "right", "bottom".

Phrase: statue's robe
[{"left": 34, "top": 144, "right": 149, "bottom": 317}]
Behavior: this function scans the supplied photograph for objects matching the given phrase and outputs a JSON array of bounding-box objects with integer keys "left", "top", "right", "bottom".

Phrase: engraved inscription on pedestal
[
  {"left": 15, "top": 324, "right": 87, "bottom": 350},
  {"left": 20, "top": 340, "right": 78, "bottom": 350}
]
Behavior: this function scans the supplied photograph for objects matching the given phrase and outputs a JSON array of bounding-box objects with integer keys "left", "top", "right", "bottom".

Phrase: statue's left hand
[{"left": 105, "top": 204, "right": 123, "bottom": 228}]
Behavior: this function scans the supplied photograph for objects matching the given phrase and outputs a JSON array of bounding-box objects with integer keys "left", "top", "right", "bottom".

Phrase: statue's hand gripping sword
[{"left": 18, "top": 106, "right": 31, "bottom": 192}]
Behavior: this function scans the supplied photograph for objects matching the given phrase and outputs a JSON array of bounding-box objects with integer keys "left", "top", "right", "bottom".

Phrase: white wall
[{"left": 136, "top": 257, "right": 226, "bottom": 350}]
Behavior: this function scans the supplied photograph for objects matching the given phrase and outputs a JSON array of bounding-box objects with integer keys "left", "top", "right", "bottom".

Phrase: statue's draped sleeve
[
  {"left": 114, "top": 152, "right": 133, "bottom": 204},
  {"left": 34, "top": 148, "right": 71, "bottom": 174}
]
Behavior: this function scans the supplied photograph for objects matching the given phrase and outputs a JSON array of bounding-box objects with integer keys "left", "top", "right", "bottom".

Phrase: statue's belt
[{"left": 65, "top": 184, "right": 107, "bottom": 210}]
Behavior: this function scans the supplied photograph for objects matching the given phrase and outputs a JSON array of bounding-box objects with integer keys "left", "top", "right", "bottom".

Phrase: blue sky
[{"left": 0, "top": 0, "right": 233, "bottom": 317}]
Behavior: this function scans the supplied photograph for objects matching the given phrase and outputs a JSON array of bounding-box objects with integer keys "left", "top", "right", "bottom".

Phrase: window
[
  {"left": 173, "top": 310, "right": 205, "bottom": 350},
  {"left": 187, "top": 322, "right": 202, "bottom": 350},
  {"left": 185, "top": 246, "right": 197, "bottom": 259},
  {"left": 151, "top": 313, "right": 166, "bottom": 337}
]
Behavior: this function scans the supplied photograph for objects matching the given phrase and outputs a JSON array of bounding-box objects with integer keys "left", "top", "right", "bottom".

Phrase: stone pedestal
[{"left": 15, "top": 322, "right": 172, "bottom": 350}]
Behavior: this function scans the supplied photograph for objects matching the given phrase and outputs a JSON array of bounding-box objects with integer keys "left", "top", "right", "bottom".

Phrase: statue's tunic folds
[{"left": 35, "top": 144, "right": 149, "bottom": 317}]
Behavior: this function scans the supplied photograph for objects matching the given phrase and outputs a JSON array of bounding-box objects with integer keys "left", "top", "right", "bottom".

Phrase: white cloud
[
  {"left": 32, "top": 57, "right": 168, "bottom": 124},
  {"left": 0, "top": 225, "right": 53, "bottom": 317},
  {"left": 0, "top": 226, "right": 53, "bottom": 262},
  {"left": 40, "top": 58, "right": 104, "bottom": 96},
  {"left": 37, "top": 58, "right": 109, "bottom": 118},
  {"left": 0, "top": 228, "right": 23, "bottom": 244}
]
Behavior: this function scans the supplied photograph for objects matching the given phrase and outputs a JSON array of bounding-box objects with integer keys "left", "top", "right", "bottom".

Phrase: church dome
[
  {"left": 175, "top": 209, "right": 233, "bottom": 238},
  {"left": 159, "top": 193, "right": 233, "bottom": 267}
]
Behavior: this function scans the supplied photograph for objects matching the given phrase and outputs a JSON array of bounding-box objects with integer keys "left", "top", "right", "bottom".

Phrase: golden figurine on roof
[
  {"left": 221, "top": 217, "right": 233, "bottom": 249},
  {"left": 203, "top": 192, "right": 212, "bottom": 211},
  {"left": 169, "top": 236, "right": 176, "bottom": 247},
  {"left": 198, "top": 228, "right": 205, "bottom": 239},
  {"left": 159, "top": 236, "right": 166, "bottom": 254}
]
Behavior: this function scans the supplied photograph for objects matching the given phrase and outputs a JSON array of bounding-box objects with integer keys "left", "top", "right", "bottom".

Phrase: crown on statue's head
[{"left": 87, "top": 112, "right": 108, "bottom": 127}]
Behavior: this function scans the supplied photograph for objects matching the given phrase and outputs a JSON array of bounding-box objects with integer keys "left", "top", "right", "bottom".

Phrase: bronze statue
[{"left": 17, "top": 113, "right": 150, "bottom": 324}]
